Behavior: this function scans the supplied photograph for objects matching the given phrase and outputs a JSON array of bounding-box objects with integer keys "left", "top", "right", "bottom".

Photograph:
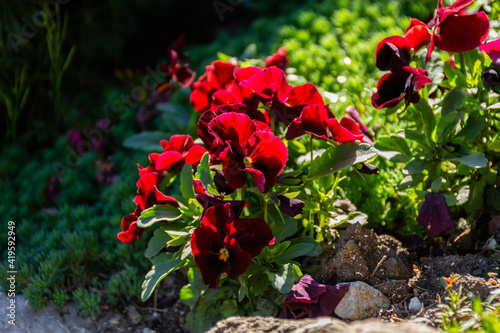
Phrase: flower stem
[
  {"left": 458, "top": 52, "right": 467, "bottom": 77},
  {"left": 310, "top": 135, "right": 314, "bottom": 163}
]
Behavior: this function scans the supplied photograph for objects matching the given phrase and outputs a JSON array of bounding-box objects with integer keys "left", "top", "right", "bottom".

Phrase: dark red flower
[
  {"left": 155, "top": 135, "right": 206, "bottom": 172},
  {"left": 190, "top": 60, "right": 237, "bottom": 112},
  {"left": 280, "top": 275, "right": 350, "bottom": 319},
  {"left": 265, "top": 47, "right": 289, "bottom": 70},
  {"left": 375, "top": 36, "right": 412, "bottom": 71},
  {"left": 208, "top": 112, "right": 288, "bottom": 193},
  {"left": 286, "top": 104, "right": 363, "bottom": 142},
  {"left": 371, "top": 66, "right": 432, "bottom": 109},
  {"left": 426, "top": 0, "right": 489, "bottom": 62},
  {"left": 117, "top": 210, "right": 143, "bottom": 246},
  {"left": 159, "top": 49, "right": 195, "bottom": 89},
  {"left": 404, "top": 19, "right": 432, "bottom": 52},
  {"left": 482, "top": 68, "right": 500, "bottom": 93},
  {"left": 416, "top": 193, "right": 455, "bottom": 238},
  {"left": 345, "top": 106, "right": 373, "bottom": 145},
  {"left": 134, "top": 172, "right": 178, "bottom": 211},
  {"left": 191, "top": 204, "right": 274, "bottom": 289},
  {"left": 198, "top": 105, "right": 271, "bottom": 163},
  {"left": 239, "top": 67, "right": 324, "bottom": 125},
  {"left": 193, "top": 179, "right": 245, "bottom": 218},
  {"left": 480, "top": 38, "right": 500, "bottom": 66}
]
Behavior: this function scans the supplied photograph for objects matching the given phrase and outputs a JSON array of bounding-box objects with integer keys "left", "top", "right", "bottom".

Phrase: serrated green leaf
[
  {"left": 308, "top": 142, "right": 378, "bottom": 179},
  {"left": 137, "top": 205, "right": 182, "bottom": 228},
  {"left": 141, "top": 259, "right": 182, "bottom": 301}
]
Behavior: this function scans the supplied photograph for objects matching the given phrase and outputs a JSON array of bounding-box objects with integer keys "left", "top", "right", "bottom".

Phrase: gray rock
[
  {"left": 207, "top": 316, "right": 440, "bottom": 333},
  {"left": 409, "top": 297, "right": 422, "bottom": 314},
  {"left": 334, "top": 282, "right": 390, "bottom": 320},
  {"left": 125, "top": 305, "right": 142, "bottom": 326}
]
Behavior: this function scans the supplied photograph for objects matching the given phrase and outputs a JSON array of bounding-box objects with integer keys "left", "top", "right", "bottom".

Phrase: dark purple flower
[
  {"left": 482, "top": 68, "right": 500, "bottom": 93},
  {"left": 47, "top": 176, "right": 61, "bottom": 205},
  {"left": 280, "top": 275, "right": 350, "bottom": 319},
  {"left": 416, "top": 193, "right": 455, "bottom": 238},
  {"left": 375, "top": 36, "right": 411, "bottom": 71},
  {"left": 96, "top": 157, "right": 118, "bottom": 185},
  {"left": 371, "top": 66, "right": 432, "bottom": 109},
  {"left": 270, "top": 194, "right": 305, "bottom": 217}
]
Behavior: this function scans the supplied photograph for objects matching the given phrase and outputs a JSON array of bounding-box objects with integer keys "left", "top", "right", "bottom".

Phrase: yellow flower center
[
  {"left": 218, "top": 248, "right": 229, "bottom": 262},
  {"left": 243, "top": 156, "right": 253, "bottom": 168}
]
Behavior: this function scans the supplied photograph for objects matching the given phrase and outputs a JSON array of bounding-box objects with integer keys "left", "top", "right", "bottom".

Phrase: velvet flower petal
[
  {"left": 375, "top": 36, "right": 412, "bottom": 71},
  {"left": 416, "top": 193, "right": 455, "bottom": 238},
  {"left": 229, "top": 217, "right": 275, "bottom": 257},
  {"left": 265, "top": 47, "right": 289, "bottom": 70},
  {"left": 371, "top": 66, "right": 432, "bottom": 109},
  {"left": 134, "top": 172, "right": 178, "bottom": 211},
  {"left": 156, "top": 135, "right": 206, "bottom": 171},
  {"left": 193, "top": 179, "right": 245, "bottom": 218},
  {"left": 404, "top": 19, "right": 431, "bottom": 51},
  {"left": 480, "top": 38, "right": 500, "bottom": 66},
  {"left": 117, "top": 212, "right": 142, "bottom": 246},
  {"left": 280, "top": 275, "right": 350, "bottom": 319}
]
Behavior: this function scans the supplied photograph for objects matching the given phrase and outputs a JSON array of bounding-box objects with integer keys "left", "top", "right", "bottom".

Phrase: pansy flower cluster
[{"left": 118, "top": 45, "right": 371, "bottom": 294}]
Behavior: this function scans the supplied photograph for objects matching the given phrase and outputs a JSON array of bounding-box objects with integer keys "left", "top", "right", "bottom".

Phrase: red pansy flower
[
  {"left": 239, "top": 67, "right": 324, "bottom": 125},
  {"left": 155, "top": 135, "right": 206, "bottom": 172},
  {"left": 208, "top": 112, "right": 288, "bottom": 193},
  {"left": 371, "top": 66, "right": 432, "bottom": 109},
  {"left": 375, "top": 36, "right": 412, "bottom": 71},
  {"left": 191, "top": 204, "right": 274, "bottom": 289},
  {"left": 417, "top": 193, "right": 455, "bottom": 238},
  {"left": 404, "top": 19, "right": 432, "bottom": 52},
  {"left": 426, "top": 0, "right": 489, "bottom": 62},
  {"left": 134, "top": 172, "right": 178, "bottom": 211},
  {"left": 286, "top": 104, "right": 363, "bottom": 142},
  {"left": 198, "top": 104, "right": 271, "bottom": 163},
  {"left": 158, "top": 49, "right": 195, "bottom": 89},
  {"left": 480, "top": 38, "right": 500, "bottom": 66},
  {"left": 265, "top": 47, "right": 289, "bottom": 70},
  {"left": 190, "top": 60, "right": 237, "bottom": 112},
  {"left": 280, "top": 275, "right": 350, "bottom": 319},
  {"left": 117, "top": 208, "right": 142, "bottom": 246}
]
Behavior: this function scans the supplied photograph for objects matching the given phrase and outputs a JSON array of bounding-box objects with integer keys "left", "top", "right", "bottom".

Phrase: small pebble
[{"left": 408, "top": 297, "right": 422, "bottom": 313}]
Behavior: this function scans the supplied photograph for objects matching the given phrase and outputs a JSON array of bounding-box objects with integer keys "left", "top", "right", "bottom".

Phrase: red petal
[
  {"left": 184, "top": 145, "right": 207, "bottom": 165},
  {"left": 246, "top": 131, "right": 288, "bottom": 193},
  {"left": 234, "top": 66, "right": 263, "bottom": 84},
  {"left": 169, "top": 135, "right": 193, "bottom": 154},
  {"left": 208, "top": 112, "right": 257, "bottom": 150},
  {"left": 156, "top": 150, "right": 185, "bottom": 171},
  {"left": 225, "top": 238, "right": 252, "bottom": 280},
  {"left": 192, "top": 251, "right": 225, "bottom": 289},
  {"left": 210, "top": 60, "right": 237, "bottom": 90},
  {"left": 339, "top": 117, "right": 364, "bottom": 141},
  {"left": 190, "top": 82, "right": 215, "bottom": 112},
  {"left": 480, "top": 38, "right": 500, "bottom": 66},
  {"left": 404, "top": 19, "right": 431, "bottom": 51},
  {"left": 375, "top": 36, "right": 412, "bottom": 71},
  {"left": 239, "top": 67, "right": 292, "bottom": 102},
  {"left": 325, "top": 118, "right": 359, "bottom": 142},
  {"left": 434, "top": 12, "right": 490, "bottom": 53},
  {"left": 117, "top": 213, "right": 142, "bottom": 245},
  {"left": 229, "top": 217, "right": 275, "bottom": 257},
  {"left": 301, "top": 104, "right": 330, "bottom": 139}
]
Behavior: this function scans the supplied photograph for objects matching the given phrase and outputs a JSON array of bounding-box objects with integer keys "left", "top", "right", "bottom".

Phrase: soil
[{"left": 50, "top": 222, "right": 500, "bottom": 332}]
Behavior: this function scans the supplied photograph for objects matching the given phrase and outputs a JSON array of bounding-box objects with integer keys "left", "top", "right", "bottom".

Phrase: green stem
[
  {"left": 331, "top": 170, "right": 342, "bottom": 197},
  {"left": 310, "top": 135, "right": 314, "bottom": 163},
  {"left": 263, "top": 196, "right": 268, "bottom": 222},
  {"left": 458, "top": 52, "right": 467, "bottom": 77}
]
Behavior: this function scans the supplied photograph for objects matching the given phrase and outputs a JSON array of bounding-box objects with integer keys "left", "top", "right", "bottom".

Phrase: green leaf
[
  {"left": 145, "top": 226, "right": 171, "bottom": 258},
  {"left": 267, "top": 204, "right": 297, "bottom": 243},
  {"left": 196, "top": 152, "right": 212, "bottom": 187},
  {"left": 443, "top": 153, "right": 488, "bottom": 168},
  {"left": 405, "top": 159, "right": 426, "bottom": 175},
  {"left": 123, "top": 131, "right": 170, "bottom": 152},
  {"left": 290, "top": 236, "right": 322, "bottom": 257},
  {"left": 455, "top": 110, "right": 486, "bottom": 141},
  {"left": 308, "top": 142, "right": 378, "bottom": 179},
  {"left": 180, "top": 284, "right": 198, "bottom": 307},
  {"left": 267, "top": 263, "right": 294, "bottom": 293},
  {"left": 278, "top": 243, "right": 314, "bottom": 261},
  {"left": 180, "top": 164, "right": 195, "bottom": 200},
  {"left": 436, "top": 111, "right": 463, "bottom": 144},
  {"left": 431, "top": 177, "right": 444, "bottom": 193},
  {"left": 441, "top": 87, "right": 468, "bottom": 117},
  {"left": 137, "top": 205, "right": 182, "bottom": 228},
  {"left": 374, "top": 135, "right": 412, "bottom": 158},
  {"left": 413, "top": 99, "right": 436, "bottom": 144},
  {"left": 141, "top": 259, "right": 182, "bottom": 301},
  {"left": 220, "top": 299, "right": 238, "bottom": 317}
]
